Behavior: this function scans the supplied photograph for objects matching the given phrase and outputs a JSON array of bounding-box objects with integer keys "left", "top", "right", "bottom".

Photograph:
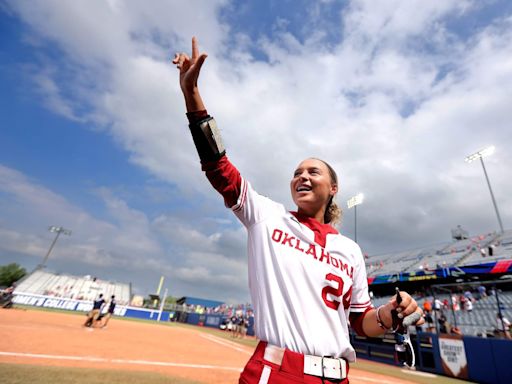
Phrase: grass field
[
  {"left": 1, "top": 306, "right": 472, "bottom": 384},
  {"left": 0, "top": 363, "right": 202, "bottom": 384}
]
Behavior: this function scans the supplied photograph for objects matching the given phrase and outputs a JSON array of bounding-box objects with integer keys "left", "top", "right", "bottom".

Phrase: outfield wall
[
  {"left": 11, "top": 292, "right": 255, "bottom": 335},
  {"left": 352, "top": 331, "right": 512, "bottom": 384},
  {"left": 12, "top": 292, "right": 172, "bottom": 321}
]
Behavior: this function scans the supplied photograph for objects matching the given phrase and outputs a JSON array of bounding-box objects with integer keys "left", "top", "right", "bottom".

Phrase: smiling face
[{"left": 290, "top": 158, "right": 338, "bottom": 223}]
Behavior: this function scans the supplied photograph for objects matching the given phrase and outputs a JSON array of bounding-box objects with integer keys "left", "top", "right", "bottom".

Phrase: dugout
[{"left": 176, "top": 296, "right": 224, "bottom": 309}]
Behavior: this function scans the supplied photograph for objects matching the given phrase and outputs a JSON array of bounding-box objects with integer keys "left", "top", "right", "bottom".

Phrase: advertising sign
[{"left": 439, "top": 334, "right": 468, "bottom": 379}]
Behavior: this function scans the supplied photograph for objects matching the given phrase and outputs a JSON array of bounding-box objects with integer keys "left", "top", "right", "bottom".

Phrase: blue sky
[{"left": 1, "top": 0, "right": 512, "bottom": 303}]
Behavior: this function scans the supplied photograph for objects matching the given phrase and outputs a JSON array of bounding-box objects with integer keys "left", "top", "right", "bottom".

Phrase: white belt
[{"left": 263, "top": 344, "right": 347, "bottom": 381}]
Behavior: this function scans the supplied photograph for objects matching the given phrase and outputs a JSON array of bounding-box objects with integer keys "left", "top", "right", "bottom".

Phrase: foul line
[
  {"left": 348, "top": 374, "right": 397, "bottom": 384},
  {"left": 0, "top": 351, "right": 242, "bottom": 372},
  {"left": 200, "top": 334, "right": 253, "bottom": 355},
  {"left": 400, "top": 368, "right": 438, "bottom": 378}
]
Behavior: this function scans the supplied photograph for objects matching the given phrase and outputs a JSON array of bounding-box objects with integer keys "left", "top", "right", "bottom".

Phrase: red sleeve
[
  {"left": 201, "top": 156, "right": 242, "bottom": 208},
  {"left": 349, "top": 307, "right": 373, "bottom": 337}
]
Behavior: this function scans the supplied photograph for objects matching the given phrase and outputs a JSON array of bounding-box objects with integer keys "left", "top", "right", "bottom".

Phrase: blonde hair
[
  {"left": 325, "top": 196, "right": 342, "bottom": 226},
  {"left": 317, "top": 159, "right": 342, "bottom": 226}
]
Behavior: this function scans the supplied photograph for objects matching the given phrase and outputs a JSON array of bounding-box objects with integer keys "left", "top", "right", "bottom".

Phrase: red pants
[{"left": 239, "top": 341, "right": 349, "bottom": 384}]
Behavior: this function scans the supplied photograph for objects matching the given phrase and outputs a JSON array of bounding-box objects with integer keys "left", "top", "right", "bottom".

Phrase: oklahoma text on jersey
[{"left": 271, "top": 228, "right": 355, "bottom": 279}]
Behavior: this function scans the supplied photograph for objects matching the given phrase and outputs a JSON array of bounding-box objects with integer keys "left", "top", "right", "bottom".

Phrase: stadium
[
  {"left": 2, "top": 224, "right": 511, "bottom": 383},
  {"left": 2, "top": 1, "right": 512, "bottom": 384}
]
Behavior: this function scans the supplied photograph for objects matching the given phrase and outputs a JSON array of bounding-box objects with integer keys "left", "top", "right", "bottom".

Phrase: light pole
[
  {"left": 38, "top": 226, "right": 72, "bottom": 269},
  {"left": 347, "top": 193, "right": 364, "bottom": 243},
  {"left": 465, "top": 146, "right": 504, "bottom": 234}
]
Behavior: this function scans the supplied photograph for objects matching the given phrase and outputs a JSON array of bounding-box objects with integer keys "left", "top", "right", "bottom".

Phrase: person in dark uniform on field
[
  {"left": 84, "top": 293, "right": 105, "bottom": 327},
  {"left": 234, "top": 313, "right": 245, "bottom": 338},
  {"left": 230, "top": 313, "right": 238, "bottom": 337},
  {"left": 102, "top": 295, "right": 116, "bottom": 328}
]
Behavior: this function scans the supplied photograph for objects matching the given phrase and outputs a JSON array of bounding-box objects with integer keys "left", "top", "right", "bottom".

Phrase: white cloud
[
  {"left": 0, "top": 163, "right": 250, "bottom": 299},
  {"left": 2, "top": 0, "right": 512, "bottom": 301}
]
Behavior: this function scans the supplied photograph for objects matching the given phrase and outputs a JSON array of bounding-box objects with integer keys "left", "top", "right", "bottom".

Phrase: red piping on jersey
[
  {"left": 350, "top": 299, "right": 372, "bottom": 309},
  {"left": 233, "top": 178, "right": 247, "bottom": 212}
]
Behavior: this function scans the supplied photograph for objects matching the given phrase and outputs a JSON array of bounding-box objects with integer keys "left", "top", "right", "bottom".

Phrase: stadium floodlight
[
  {"left": 347, "top": 193, "right": 364, "bottom": 243},
  {"left": 465, "top": 146, "right": 504, "bottom": 234},
  {"left": 38, "top": 226, "right": 72, "bottom": 269},
  {"left": 464, "top": 145, "right": 495, "bottom": 163}
]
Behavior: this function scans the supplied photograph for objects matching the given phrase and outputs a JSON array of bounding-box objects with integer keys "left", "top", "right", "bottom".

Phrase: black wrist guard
[{"left": 189, "top": 116, "right": 226, "bottom": 163}]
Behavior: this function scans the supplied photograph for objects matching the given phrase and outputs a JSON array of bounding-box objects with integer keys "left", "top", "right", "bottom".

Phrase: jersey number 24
[{"left": 322, "top": 273, "right": 352, "bottom": 310}]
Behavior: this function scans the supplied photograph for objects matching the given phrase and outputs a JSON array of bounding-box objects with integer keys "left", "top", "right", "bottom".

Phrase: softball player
[
  {"left": 173, "top": 37, "right": 423, "bottom": 384},
  {"left": 83, "top": 293, "right": 105, "bottom": 328}
]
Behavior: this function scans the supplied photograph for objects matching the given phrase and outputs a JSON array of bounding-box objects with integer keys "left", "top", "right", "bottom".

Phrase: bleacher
[
  {"left": 427, "top": 291, "right": 512, "bottom": 337},
  {"left": 366, "top": 229, "right": 512, "bottom": 277},
  {"left": 365, "top": 227, "right": 512, "bottom": 341},
  {"left": 370, "top": 288, "right": 512, "bottom": 338},
  {"left": 15, "top": 270, "right": 131, "bottom": 305}
]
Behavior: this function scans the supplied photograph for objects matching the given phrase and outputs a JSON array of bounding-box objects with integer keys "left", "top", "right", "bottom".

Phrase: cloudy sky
[{"left": 1, "top": 0, "right": 511, "bottom": 303}]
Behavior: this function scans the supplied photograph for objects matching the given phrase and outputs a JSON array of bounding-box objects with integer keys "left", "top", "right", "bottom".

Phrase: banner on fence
[{"left": 439, "top": 334, "right": 468, "bottom": 379}]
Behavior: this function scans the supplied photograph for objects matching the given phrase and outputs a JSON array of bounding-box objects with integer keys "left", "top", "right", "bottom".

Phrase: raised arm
[
  {"left": 172, "top": 37, "right": 241, "bottom": 208},
  {"left": 172, "top": 37, "right": 224, "bottom": 164}
]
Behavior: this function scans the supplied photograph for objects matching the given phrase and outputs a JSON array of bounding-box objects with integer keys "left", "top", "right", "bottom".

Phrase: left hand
[{"left": 380, "top": 291, "right": 425, "bottom": 327}]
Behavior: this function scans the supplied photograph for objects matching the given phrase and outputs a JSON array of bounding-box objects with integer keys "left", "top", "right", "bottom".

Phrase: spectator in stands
[
  {"left": 464, "top": 298, "right": 473, "bottom": 312},
  {"left": 424, "top": 310, "right": 435, "bottom": 333},
  {"left": 423, "top": 298, "right": 432, "bottom": 313},
  {"left": 451, "top": 294, "right": 460, "bottom": 311},
  {"left": 442, "top": 298, "right": 449, "bottom": 310},
  {"left": 464, "top": 289, "right": 474, "bottom": 302},
  {"left": 433, "top": 298, "right": 442, "bottom": 311},
  {"left": 495, "top": 313, "right": 511, "bottom": 339},
  {"left": 459, "top": 294, "right": 467, "bottom": 311},
  {"left": 438, "top": 313, "right": 449, "bottom": 334},
  {"left": 478, "top": 285, "right": 487, "bottom": 299},
  {"left": 102, "top": 295, "right": 116, "bottom": 328},
  {"left": 84, "top": 293, "right": 105, "bottom": 328}
]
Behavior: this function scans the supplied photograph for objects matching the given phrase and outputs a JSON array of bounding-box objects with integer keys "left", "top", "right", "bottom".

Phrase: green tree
[{"left": 0, "top": 263, "right": 27, "bottom": 287}]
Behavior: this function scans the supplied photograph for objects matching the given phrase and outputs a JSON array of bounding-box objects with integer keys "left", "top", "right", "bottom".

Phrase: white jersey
[{"left": 231, "top": 177, "right": 371, "bottom": 361}]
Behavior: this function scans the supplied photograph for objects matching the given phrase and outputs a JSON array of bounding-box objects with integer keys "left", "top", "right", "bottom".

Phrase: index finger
[{"left": 192, "top": 36, "right": 199, "bottom": 61}]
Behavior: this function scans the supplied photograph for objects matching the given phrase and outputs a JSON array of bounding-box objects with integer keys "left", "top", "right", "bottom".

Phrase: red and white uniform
[{"left": 203, "top": 156, "right": 372, "bottom": 362}]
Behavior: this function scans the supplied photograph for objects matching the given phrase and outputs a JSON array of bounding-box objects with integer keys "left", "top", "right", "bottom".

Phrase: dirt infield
[{"left": 1, "top": 308, "right": 425, "bottom": 383}]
